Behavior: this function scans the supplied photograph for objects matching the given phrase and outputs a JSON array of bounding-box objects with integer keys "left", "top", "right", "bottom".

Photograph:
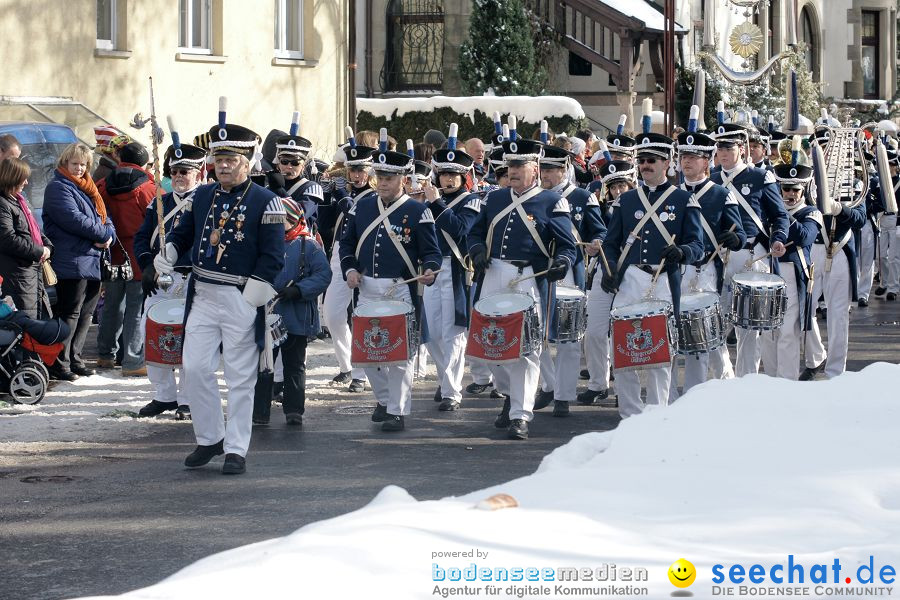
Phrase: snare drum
[
  {"left": 351, "top": 299, "right": 417, "bottom": 367},
  {"left": 467, "top": 293, "right": 540, "bottom": 363},
  {"left": 610, "top": 300, "right": 675, "bottom": 370},
  {"left": 676, "top": 292, "right": 725, "bottom": 355},
  {"left": 145, "top": 299, "right": 185, "bottom": 367},
  {"left": 266, "top": 313, "right": 288, "bottom": 347},
  {"left": 731, "top": 272, "right": 787, "bottom": 330},
  {"left": 554, "top": 286, "right": 587, "bottom": 342}
]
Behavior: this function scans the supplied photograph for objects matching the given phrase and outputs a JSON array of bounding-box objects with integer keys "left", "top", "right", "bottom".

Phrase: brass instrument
[
  {"left": 778, "top": 138, "right": 810, "bottom": 167},
  {"left": 875, "top": 136, "right": 899, "bottom": 214},
  {"left": 820, "top": 127, "right": 870, "bottom": 211}
]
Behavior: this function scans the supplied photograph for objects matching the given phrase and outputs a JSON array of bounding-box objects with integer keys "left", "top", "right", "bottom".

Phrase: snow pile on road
[
  {"left": 75, "top": 362, "right": 900, "bottom": 599},
  {"left": 358, "top": 96, "right": 585, "bottom": 124}
]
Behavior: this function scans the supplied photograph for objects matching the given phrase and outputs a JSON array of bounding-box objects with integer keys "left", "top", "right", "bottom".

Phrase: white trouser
[
  {"left": 584, "top": 285, "right": 614, "bottom": 393},
  {"left": 141, "top": 273, "right": 189, "bottom": 406},
  {"left": 759, "top": 266, "right": 801, "bottom": 380},
  {"left": 612, "top": 266, "right": 672, "bottom": 419},
  {"left": 423, "top": 258, "right": 467, "bottom": 401},
  {"left": 469, "top": 361, "right": 494, "bottom": 387},
  {"left": 725, "top": 244, "right": 768, "bottom": 376},
  {"left": 858, "top": 223, "right": 876, "bottom": 300},
  {"left": 478, "top": 261, "right": 542, "bottom": 422},
  {"left": 804, "top": 244, "right": 851, "bottom": 378},
  {"left": 183, "top": 282, "right": 259, "bottom": 456},
  {"left": 358, "top": 276, "right": 415, "bottom": 416},
  {"left": 669, "top": 261, "right": 718, "bottom": 402},
  {"left": 323, "top": 251, "right": 366, "bottom": 381},
  {"left": 880, "top": 215, "right": 899, "bottom": 293},
  {"left": 538, "top": 271, "right": 582, "bottom": 403}
]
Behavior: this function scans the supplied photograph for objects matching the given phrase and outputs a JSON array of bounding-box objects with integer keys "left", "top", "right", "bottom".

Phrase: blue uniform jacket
[
  {"left": 430, "top": 189, "right": 482, "bottom": 327},
  {"left": 133, "top": 190, "right": 195, "bottom": 271},
  {"left": 319, "top": 185, "right": 377, "bottom": 258},
  {"left": 602, "top": 181, "right": 704, "bottom": 315},
  {"left": 712, "top": 163, "right": 788, "bottom": 249},
  {"left": 815, "top": 202, "right": 867, "bottom": 300},
  {"left": 41, "top": 172, "right": 117, "bottom": 280},
  {"left": 557, "top": 182, "right": 607, "bottom": 290},
  {"left": 274, "top": 237, "right": 330, "bottom": 338},
  {"left": 269, "top": 177, "right": 322, "bottom": 234},
  {"left": 681, "top": 179, "right": 746, "bottom": 292},
  {"left": 774, "top": 205, "right": 821, "bottom": 330}
]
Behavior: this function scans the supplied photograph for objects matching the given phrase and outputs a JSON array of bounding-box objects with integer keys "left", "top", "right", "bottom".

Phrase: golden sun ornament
[{"left": 729, "top": 22, "right": 764, "bottom": 59}]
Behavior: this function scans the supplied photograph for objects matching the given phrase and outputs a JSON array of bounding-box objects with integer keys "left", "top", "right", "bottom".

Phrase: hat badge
[
  {"left": 510, "top": 142, "right": 518, "bottom": 153},
  {"left": 288, "top": 139, "right": 296, "bottom": 146},
  {"left": 609, "top": 164, "right": 617, "bottom": 173},
  {"left": 790, "top": 168, "right": 797, "bottom": 177},
  {"left": 218, "top": 128, "right": 227, "bottom": 141},
  {"left": 612, "top": 139, "right": 621, "bottom": 146},
  {"left": 686, "top": 135, "right": 694, "bottom": 145},
  {"left": 350, "top": 148, "right": 357, "bottom": 158},
  {"left": 447, "top": 151, "right": 455, "bottom": 161},
  {"left": 642, "top": 137, "right": 650, "bottom": 145},
  {"left": 378, "top": 153, "right": 387, "bottom": 164},
  {"left": 718, "top": 126, "right": 725, "bottom": 134},
  {"left": 174, "top": 148, "right": 183, "bottom": 159}
]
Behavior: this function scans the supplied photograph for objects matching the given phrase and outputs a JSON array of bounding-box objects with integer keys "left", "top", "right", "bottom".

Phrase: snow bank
[
  {"left": 75, "top": 362, "right": 900, "bottom": 600},
  {"left": 358, "top": 96, "right": 585, "bottom": 125}
]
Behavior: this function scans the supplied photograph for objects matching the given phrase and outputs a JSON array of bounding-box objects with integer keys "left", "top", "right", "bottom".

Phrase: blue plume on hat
[
  {"left": 289, "top": 111, "right": 300, "bottom": 136},
  {"left": 717, "top": 101, "right": 726, "bottom": 126},
  {"left": 540, "top": 120, "right": 548, "bottom": 144},
  {"left": 751, "top": 110, "right": 759, "bottom": 126},
  {"left": 345, "top": 126, "right": 357, "bottom": 148},
  {"left": 642, "top": 99, "right": 652, "bottom": 135},
  {"left": 218, "top": 97, "right": 227, "bottom": 130},
  {"left": 493, "top": 112, "right": 502, "bottom": 135},
  {"left": 167, "top": 115, "right": 181, "bottom": 150},
  {"left": 447, "top": 123, "right": 458, "bottom": 151},
  {"left": 617, "top": 115, "right": 627, "bottom": 136},
  {"left": 406, "top": 139, "right": 415, "bottom": 158},
  {"left": 688, "top": 105, "right": 700, "bottom": 134},
  {"left": 768, "top": 115, "right": 776, "bottom": 133},
  {"left": 379, "top": 128, "right": 388, "bottom": 153},
  {"left": 791, "top": 135, "right": 802, "bottom": 167},
  {"left": 508, "top": 116, "right": 518, "bottom": 142},
  {"left": 786, "top": 69, "right": 800, "bottom": 132}
]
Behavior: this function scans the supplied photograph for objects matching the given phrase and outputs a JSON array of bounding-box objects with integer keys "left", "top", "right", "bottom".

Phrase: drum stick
[
  {"left": 509, "top": 268, "right": 551, "bottom": 286},
  {"left": 748, "top": 241, "right": 795, "bottom": 266},
  {"left": 385, "top": 269, "right": 443, "bottom": 295},
  {"left": 650, "top": 235, "right": 676, "bottom": 288},
  {"left": 704, "top": 224, "right": 738, "bottom": 267}
]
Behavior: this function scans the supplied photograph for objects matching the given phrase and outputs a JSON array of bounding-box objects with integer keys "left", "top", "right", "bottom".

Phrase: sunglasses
[
  {"left": 636, "top": 157, "right": 658, "bottom": 165},
  {"left": 171, "top": 168, "right": 195, "bottom": 176},
  {"left": 280, "top": 159, "right": 302, "bottom": 167}
]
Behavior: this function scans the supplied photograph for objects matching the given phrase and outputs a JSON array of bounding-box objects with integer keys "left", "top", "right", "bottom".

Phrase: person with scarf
[
  {"left": 0, "top": 157, "right": 53, "bottom": 319},
  {"left": 42, "top": 143, "right": 116, "bottom": 381}
]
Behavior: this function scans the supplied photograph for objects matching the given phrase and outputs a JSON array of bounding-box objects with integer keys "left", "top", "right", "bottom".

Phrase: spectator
[
  {"left": 423, "top": 129, "right": 447, "bottom": 149},
  {"left": 95, "top": 142, "right": 155, "bottom": 377},
  {"left": 0, "top": 157, "right": 53, "bottom": 318},
  {"left": 42, "top": 143, "right": 116, "bottom": 381},
  {"left": 568, "top": 136, "right": 593, "bottom": 185},
  {"left": 414, "top": 142, "right": 434, "bottom": 162},
  {"left": 0, "top": 134, "right": 22, "bottom": 160},
  {"left": 92, "top": 129, "right": 132, "bottom": 181}
]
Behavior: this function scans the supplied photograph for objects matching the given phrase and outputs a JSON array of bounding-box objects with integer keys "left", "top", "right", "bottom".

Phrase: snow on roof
[
  {"left": 76, "top": 362, "right": 900, "bottom": 599},
  {"left": 601, "top": 0, "right": 687, "bottom": 33},
  {"left": 358, "top": 95, "right": 585, "bottom": 125}
]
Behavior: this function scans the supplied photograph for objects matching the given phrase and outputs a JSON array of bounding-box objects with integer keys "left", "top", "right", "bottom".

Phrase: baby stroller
[{"left": 0, "top": 310, "right": 70, "bottom": 405}]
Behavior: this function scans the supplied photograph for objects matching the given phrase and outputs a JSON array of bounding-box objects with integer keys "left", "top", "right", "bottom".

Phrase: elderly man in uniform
[
  {"left": 710, "top": 123, "right": 789, "bottom": 377},
  {"left": 339, "top": 142, "right": 442, "bottom": 432},
  {"left": 155, "top": 106, "right": 285, "bottom": 475},
  {"left": 134, "top": 127, "right": 207, "bottom": 420},
  {"left": 467, "top": 134, "right": 577, "bottom": 440},
  {"left": 600, "top": 131, "right": 704, "bottom": 418}
]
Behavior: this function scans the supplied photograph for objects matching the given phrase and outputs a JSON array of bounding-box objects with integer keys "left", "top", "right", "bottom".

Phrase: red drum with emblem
[
  {"left": 610, "top": 300, "right": 675, "bottom": 371},
  {"left": 467, "top": 293, "right": 541, "bottom": 363},
  {"left": 351, "top": 299, "right": 417, "bottom": 367},
  {"left": 145, "top": 299, "right": 186, "bottom": 367}
]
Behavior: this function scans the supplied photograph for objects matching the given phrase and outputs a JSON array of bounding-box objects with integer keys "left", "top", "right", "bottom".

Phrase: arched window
[
  {"left": 798, "top": 4, "right": 819, "bottom": 81},
  {"left": 381, "top": 0, "right": 444, "bottom": 92}
]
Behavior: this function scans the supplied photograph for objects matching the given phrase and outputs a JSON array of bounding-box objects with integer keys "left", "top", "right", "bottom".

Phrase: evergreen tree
[{"left": 458, "top": 0, "right": 547, "bottom": 95}]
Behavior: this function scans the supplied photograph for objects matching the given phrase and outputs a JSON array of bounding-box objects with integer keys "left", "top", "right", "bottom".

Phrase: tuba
[{"left": 819, "top": 126, "right": 870, "bottom": 212}]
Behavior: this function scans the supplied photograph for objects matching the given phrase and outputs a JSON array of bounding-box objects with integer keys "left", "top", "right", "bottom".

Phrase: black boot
[
  {"left": 494, "top": 398, "right": 511, "bottom": 429},
  {"left": 533, "top": 389, "right": 554, "bottom": 411},
  {"left": 138, "top": 399, "right": 178, "bottom": 417},
  {"left": 184, "top": 440, "right": 224, "bottom": 468},
  {"left": 371, "top": 403, "right": 388, "bottom": 422},
  {"left": 438, "top": 398, "right": 461, "bottom": 411},
  {"left": 433, "top": 387, "right": 442, "bottom": 402},
  {"left": 507, "top": 419, "right": 529, "bottom": 440},
  {"left": 381, "top": 414, "right": 405, "bottom": 431},
  {"left": 175, "top": 405, "right": 191, "bottom": 420},
  {"left": 576, "top": 389, "right": 608, "bottom": 405},
  {"left": 552, "top": 400, "right": 569, "bottom": 417},
  {"left": 221, "top": 453, "right": 246, "bottom": 475}
]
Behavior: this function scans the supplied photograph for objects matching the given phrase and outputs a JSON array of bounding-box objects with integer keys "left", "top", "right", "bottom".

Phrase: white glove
[
  {"left": 830, "top": 201, "right": 845, "bottom": 217},
  {"left": 242, "top": 277, "right": 277, "bottom": 308},
  {"left": 153, "top": 242, "right": 178, "bottom": 275}
]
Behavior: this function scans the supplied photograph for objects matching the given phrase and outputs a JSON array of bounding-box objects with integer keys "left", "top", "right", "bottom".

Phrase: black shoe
[
  {"left": 48, "top": 367, "right": 78, "bottom": 382},
  {"left": 726, "top": 328, "right": 737, "bottom": 345},
  {"left": 175, "top": 405, "right": 191, "bottom": 420},
  {"left": 799, "top": 361, "right": 826, "bottom": 381},
  {"left": 494, "top": 398, "right": 511, "bottom": 429},
  {"left": 348, "top": 379, "right": 366, "bottom": 393},
  {"left": 71, "top": 365, "right": 95, "bottom": 377},
  {"left": 252, "top": 415, "right": 270, "bottom": 425},
  {"left": 332, "top": 371, "right": 352, "bottom": 384},
  {"left": 874, "top": 286, "right": 887, "bottom": 296},
  {"left": 552, "top": 400, "right": 569, "bottom": 417},
  {"left": 318, "top": 327, "right": 331, "bottom": 340},
  {"left": 285, "top": 413, "right": 303, "bottom": 426},
  {"left": 433, "top": 387, "right": 442, "bottom": 402},
  {"left": 371, "top": 403, "right": 387, "bottom": 422},
  {"left": 138, "top": 399, "right": 178, "bottom": 417},
  {"left": 888, "top": 292, "right": 898, "bottom": 301},
  {"left": 576, "top": 388, "right": 608, "bottom": 405},
  {"left": 579, "top": 369, "right": 589, "bottom": 380},
  {"left": 438, "top": 398, "right": 460, "bottom": 411},
  {"left": 381, "top": 414, "right": 404, "bottom": 431},
  {"left": 507, "top": 419, "right": 528, "bottom": 440},
  {"left": 465, "top": 382, "right": 492, "bottom": 395},
  {"left": 184, "top": 440, "right": 224, "bottom": 468},
  {"left": 858, "top": 298, "right": 869, "bottom": 307},
  {"left": 221, "top": 453, "right": 246, "bottom": 475},
  {"left": 533, "top": 389, "right": 554, "bottom": 411},
  {"left": 490, "top": 389, "right": 507, "bottom": 399}
]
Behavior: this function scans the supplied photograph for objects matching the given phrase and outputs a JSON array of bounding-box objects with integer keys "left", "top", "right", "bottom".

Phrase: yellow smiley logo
[{"left": 668, "top": 558, "right": 696, "bottom": 588}]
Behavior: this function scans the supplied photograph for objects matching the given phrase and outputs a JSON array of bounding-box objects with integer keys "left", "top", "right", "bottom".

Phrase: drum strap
[
  {"left": 560, "top": 183, "right": 583, "bottom": 245},
  {"left": 285, "top": 178, "right": 309, "bottom": 197},
  {"left": 356, "top": 195, "right": 418, "bottom": 280},
  {"left": 616, "top": 188, "right": 676, "bottom": 273},
  {"left": 721, "top": 166, "right": 767, "bottom": 240},
  {"left": 331, "top": 188, "right": 373, "bottom": 255},
  {"left": 439, "top": 193, "right": 474, "bottom": 278},
  {"left": 682, "top": 181, "right": 718, "bottom": 249},
  {"left": 150, "top": 191, "right": 193, "bottom": 248},
  {"left": 485, "top": 185, "right": 546, "bottom": 259}
]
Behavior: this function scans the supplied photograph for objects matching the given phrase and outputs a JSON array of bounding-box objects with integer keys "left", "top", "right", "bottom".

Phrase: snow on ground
[
  {"left": 74, "top": 362, "right": 900, "bottom": 599},
  {"left": 358, "top": 96, "right": 585, "bottom": 124}
]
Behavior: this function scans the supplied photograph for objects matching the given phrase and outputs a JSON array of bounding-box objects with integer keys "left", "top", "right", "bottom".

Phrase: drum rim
[
  {"left": 475, "top": 292, "right": 535, "bottom": 314},
  {"left": 146, "top": 298, "right": 186, "bottom": 323},
  {"left": 554, "top": 286, "right": 586, "bottom": 299},
  {"left": 610, "top": 299, "right": 672, "bottom": 318},
  {"left": 354, "top": 299, "right": 414, "bottom": 317},
  {"left": 732, "top": 271, "right": 785, "bottom": 285},
  {"left": 679, "top": 292, "right": 720, "bottom": 310}
]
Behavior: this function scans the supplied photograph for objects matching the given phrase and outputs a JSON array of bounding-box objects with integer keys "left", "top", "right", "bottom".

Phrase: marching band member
[
  {"left": 535, "top": 142, "right": 606, "bottom": 417},
  {"left": 710, "top": 123, "right": 789, "bottom": 376},
  {"left": 759, "top": 163, "right": 821, "bottom": 380},
  {"left": 856, "top": 162, "right": 884, "bottom": 307},
  {"left": 155, "top": 102, "right": 285, "bottom": 475},
  {"left": 320, "top": 131, "right": 376, "bottom": 393},
  {"left": 578, "top": 158, "right": 633, "bottom": 407},
  {"left": 873, "top": 149, "right": 899, "bottom": 301},
  {"left": 606, "top": 115, "right": 636, "bottom": 164},
  {"left": 134, "top": 127, "right": 206, "bottom": 420},
  {"left": 748, "top": 126, "right": 773, "bottom": 171},
  {"left": 669, "top": 119, "right": 745, "bottom": 400},
  {"left": 422, "top": 126, "right": 482, "bottom": 411},
  {"left": 467, "top": 130, "right": 576, "bottom": 440},
  {"left": 600, "top": 124, "right": 704, "bottom": 419},
  {"left": 265, "top": 113, "right": 323, "bottom": 236},
  {"left": 338, "top": 140, "right": 442, "bottom": 432}
]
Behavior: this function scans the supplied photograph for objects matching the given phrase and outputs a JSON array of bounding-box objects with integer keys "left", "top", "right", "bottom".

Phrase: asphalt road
[{"left": 0, "top": 298, "right": 898, "bottom": 600}]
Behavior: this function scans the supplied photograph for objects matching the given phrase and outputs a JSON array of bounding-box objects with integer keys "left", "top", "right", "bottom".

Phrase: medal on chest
[{"left": 742, "top": 185, "right": 751, "bottom": 196}]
